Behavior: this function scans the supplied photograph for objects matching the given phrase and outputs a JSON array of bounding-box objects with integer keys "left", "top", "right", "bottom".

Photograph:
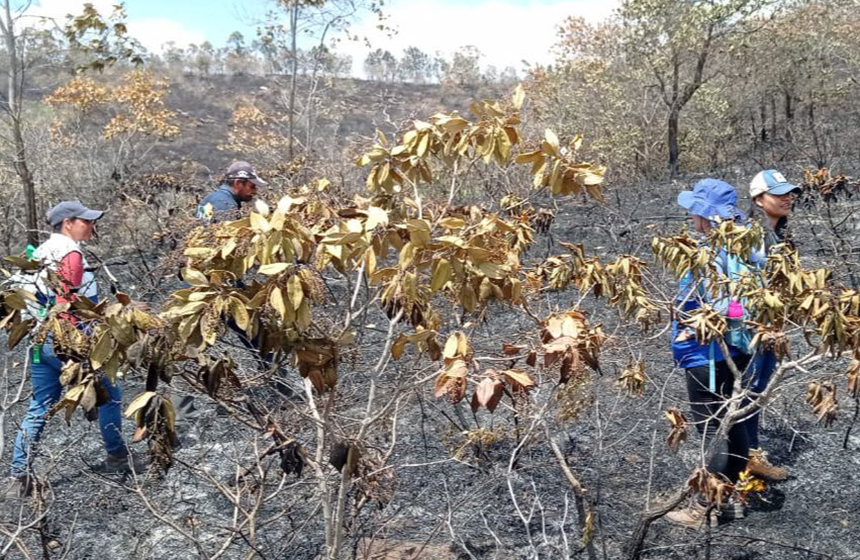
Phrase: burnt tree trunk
[
  {"left": 770, "top": 94, "right": 778, "bottom": 141},
  {"left": 668, "top": 108, "right": 680, "bottom": 177},
  {"left": 807, "top": 99, "right": 825, "bottom": 169},
  {"left": 784, "top": 90, "right": 794, "bottom": 142},
  {"left": 749, "top": 107, "right": 758, "bottom": 143},
  {"left": 287, "top": 0, "right": 299, "bottom": 160},
  {"left": 662, "top": 26, "right": 713, "bottom": 178},
  {"left": 2, "top": 1, "right": 39, "bottom": 247},
  {"left": 11, "top": 122, "right": 37, "bottom": 247}
]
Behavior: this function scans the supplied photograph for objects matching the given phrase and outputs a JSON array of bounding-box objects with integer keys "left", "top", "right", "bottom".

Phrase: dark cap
[
  {"left": 46, "top": 200, "right": 105, "bottom": 227},
  {"left": 225, "top": 161, "right": 268, "bottom": 187}
]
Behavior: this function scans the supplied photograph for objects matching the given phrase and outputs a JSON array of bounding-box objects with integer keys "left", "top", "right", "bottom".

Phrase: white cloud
[
  {"left": 126, "top": 18, "right": 207, "bottom": 52},
  {"left": 23, "top": 0, "right": 205, "bottom": 53},
  {"left": 342, "top": 0, "right": 619, "bottom": 77}
]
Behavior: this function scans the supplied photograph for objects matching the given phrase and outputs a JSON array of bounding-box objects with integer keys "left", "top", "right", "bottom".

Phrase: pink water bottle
[
  {"left": 727, "top": 300, "right": 744, "bottom": 321},
  {"left": 727, "top": 300, "right": 744, "bottom": 347}
]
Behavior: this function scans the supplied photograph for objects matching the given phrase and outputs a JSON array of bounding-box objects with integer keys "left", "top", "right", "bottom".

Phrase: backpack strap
[
  {"left": 708, "top": 341, "right": 717, "bottom": 392},
  {"left": 726, "top": 253, "right": 743, "bottom": 281}
]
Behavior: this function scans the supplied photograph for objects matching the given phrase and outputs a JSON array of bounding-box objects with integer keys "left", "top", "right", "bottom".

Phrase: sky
[{"left": 26, "top": 0, "right": 619, "bottom": 76}]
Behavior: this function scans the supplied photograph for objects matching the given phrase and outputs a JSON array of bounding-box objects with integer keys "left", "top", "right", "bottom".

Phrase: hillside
[{"left": 2, "top": 15, "right": 860, "bottom": 559}]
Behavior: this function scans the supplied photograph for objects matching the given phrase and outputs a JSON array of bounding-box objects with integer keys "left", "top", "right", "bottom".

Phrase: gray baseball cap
[
  {"left": 225, "top": 161, "right": 268, "bottom": 187},
  {"left": 46, "top": 200, "right": 105, "bottom": 226}
]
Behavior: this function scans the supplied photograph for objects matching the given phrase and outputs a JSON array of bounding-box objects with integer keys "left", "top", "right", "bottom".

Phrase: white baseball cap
[{"left": 749, "top": 169, "right": 801, "bottom": 198}]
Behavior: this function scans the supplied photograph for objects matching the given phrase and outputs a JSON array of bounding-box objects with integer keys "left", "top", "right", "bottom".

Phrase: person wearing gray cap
[
  {"left": 4, "top": 201, "right": 136, "bottom": 499},
  {"left": 749, "top": 169, "right": 801, "bottom": 251},
  {"left": 196, "top": 161, "right": 268, "bottom": 220},
  {"left": 738, "top": 169, "right": 801, "bottom": 483}
]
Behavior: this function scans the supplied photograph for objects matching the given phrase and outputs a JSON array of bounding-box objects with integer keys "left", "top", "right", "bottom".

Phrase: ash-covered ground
[{"left": 2, "top": 181, "right": 859, "bottom": 560}]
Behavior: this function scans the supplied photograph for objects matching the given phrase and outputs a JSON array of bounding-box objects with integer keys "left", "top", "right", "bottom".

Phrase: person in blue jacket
[
  {"left": 196, "top": 161, "right": 267, "bottom": 221},
  {"left": 666, "top": 179, "right": 753, "bottom": 528},
  {"left": 190, "top": 161, "right": 293, "bottom": 399}
]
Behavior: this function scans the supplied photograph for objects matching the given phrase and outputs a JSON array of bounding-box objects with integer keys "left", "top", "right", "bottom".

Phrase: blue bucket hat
[{"left": 677, "top": 179, "right": 746, "bottom": 222}]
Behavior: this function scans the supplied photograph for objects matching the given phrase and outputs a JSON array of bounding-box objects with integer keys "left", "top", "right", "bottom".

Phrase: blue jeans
[
  {"left": 11, "top": 338, "right": 125, "bottom": 477},
  {"left": 740, "top": 351, "right": 777, "bottom": 450}
]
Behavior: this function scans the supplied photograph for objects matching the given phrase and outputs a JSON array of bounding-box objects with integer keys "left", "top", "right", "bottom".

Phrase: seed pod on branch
[
  {"left": 124, "top": 391, "right": 178, "bottom": 469},
  {"left": 806, "top": 380, "right": 839, "bottom": 427},
  {"left": 279, "top": 441, "right": 307, "bottom": 477},
  {"left": 617, "top": 359, "right": 647, "bottom": 398},
  {"left": 664, "top": 408, "right": 688, "bottom": 451}
]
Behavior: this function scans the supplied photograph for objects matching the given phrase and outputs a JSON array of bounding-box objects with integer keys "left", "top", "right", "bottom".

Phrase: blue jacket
[
  {"left": 197, "top": 184, "right": 240, "bottom": 220},
  {"left": 671, "top": 244, "right": 743, "bottom": 369}
]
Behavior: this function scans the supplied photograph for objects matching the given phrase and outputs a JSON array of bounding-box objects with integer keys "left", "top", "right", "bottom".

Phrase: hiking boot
[
  {"left": 748, "top": 449, "right": 787, "bottom": 481},
  {"left": 3, "top": 476, "right": 32, "bottom": 500},
  {"left": 103, "top": 451, "right": 148, "bottom": 475},
  {"left": 665, "top": 500, "right": 718, "bottom": 529}
]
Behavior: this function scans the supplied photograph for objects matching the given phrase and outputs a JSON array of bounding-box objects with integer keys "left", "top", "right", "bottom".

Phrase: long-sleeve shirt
[
  {"left": 671, "top": 242, "right": 744, "bottom": 369},
  {"left": 55, "top": 251, "right": 84, "bottom": 325},
  {"left": 196, "top": 184, "right": 241, "bottom": 221},
  {"left": 55, "top": 251, "right": 83, "bottom": 306}
]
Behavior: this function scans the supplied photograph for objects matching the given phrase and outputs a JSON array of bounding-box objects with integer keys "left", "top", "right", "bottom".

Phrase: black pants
[
  {"left": 685, "top": 354, "right": 751, "bottom": 483},
  {"left": 226, "top": 318, "right": 299, "bottom": 398}
]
